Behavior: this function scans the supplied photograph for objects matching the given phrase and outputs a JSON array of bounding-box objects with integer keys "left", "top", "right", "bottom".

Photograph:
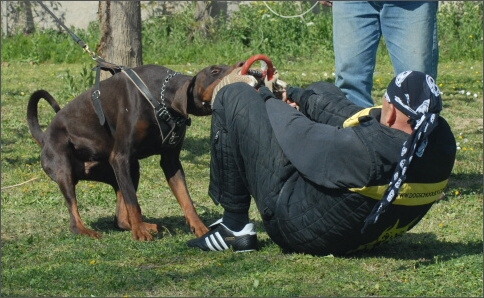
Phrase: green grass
[
  {"left": 2, "top": 2, "right": 482, "bottom": 65},
  {"left": 1, "top": 59, "right": 482, "bottom": 297},
  {"left": 1, "top": 2, "right": 483, "bottom": 296}
]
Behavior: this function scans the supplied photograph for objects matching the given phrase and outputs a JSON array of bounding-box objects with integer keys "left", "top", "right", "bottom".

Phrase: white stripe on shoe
[
  {"left": 205, "top": 232, "right": 229, "bottom": 251},
  {"left": 215, "top": 232, "right": 229, "bottom": 249}
]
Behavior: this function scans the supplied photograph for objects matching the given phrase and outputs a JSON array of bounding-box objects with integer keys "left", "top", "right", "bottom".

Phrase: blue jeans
[{"left": 332, "top": 1, "right": 439, "bottom": 107}]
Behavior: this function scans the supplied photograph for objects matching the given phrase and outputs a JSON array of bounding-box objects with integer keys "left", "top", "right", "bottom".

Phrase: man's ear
[{"left": 385, "top": 105, "right": 397, "bottom": 127}]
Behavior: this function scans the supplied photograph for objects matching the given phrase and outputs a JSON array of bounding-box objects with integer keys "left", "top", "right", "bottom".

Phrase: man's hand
[
  {"left": 264, "top": 70, "right": 287, "bottom": 100},
  {"left": 282, "top": 91, "right": 299, "bottom": 109},
  {"left": 263, "top": 70, "right": 279, "bottom": 92}
]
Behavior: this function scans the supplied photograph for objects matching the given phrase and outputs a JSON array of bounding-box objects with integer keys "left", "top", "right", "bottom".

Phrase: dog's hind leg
[
  {"left": 114, "top": 189, "right": 131, "bottom": 230},
  {"left": 57, "top": 171, "right": 102, "bottom": 239},
  {"left": 41, "top": 144, "right": 101, "bottom": 239}
]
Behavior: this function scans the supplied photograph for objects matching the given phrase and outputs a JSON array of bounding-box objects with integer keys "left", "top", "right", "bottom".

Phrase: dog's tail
[{"left": 27, "top": 90, "right": 61, "bottom": 146}]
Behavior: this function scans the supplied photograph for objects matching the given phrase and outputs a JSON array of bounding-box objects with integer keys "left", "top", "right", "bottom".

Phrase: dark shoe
[{"left": 187, "top": 219, "right": 257, "bottom": 252}]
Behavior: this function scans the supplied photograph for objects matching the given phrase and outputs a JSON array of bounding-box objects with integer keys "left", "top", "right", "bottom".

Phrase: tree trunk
[
  {"left": 24, "top": 1, "right": 35, "bottom": 34},
  {"left": 97, "top": 1, "right": 142, "bottom": 80},
  {"left": 192, "top": 1, "right": 212, "bottom": 39},
  {"left": 9, "top": 1, "right": 35, "bottom": 35}
]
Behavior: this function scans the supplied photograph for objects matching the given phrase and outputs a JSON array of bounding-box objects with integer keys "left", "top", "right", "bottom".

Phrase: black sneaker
[{"left": 187, "top": 219, "right": 258, "bottom": 252}]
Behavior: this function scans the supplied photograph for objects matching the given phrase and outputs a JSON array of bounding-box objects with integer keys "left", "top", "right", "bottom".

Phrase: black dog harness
[
  {"left": 90, "top": 63, "right": 190, "bottom": 146},
  {"left": 122, "top": 68, "right": 191, "bottom": 146}
]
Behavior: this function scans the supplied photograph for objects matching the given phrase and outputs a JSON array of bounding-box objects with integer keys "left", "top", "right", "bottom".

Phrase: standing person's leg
[
  {"left": 381, "top": 1, "right": 439, "bottom": 79},
  {"left": 332, "top": 1, "right": 382, "bottom": 107}
]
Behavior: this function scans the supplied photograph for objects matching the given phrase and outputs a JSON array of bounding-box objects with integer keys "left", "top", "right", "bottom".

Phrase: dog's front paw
[
  {"left": 131, "top": 223, "right": 157, "bottom": 241},
  {"left": 70, "top": 224, "right": 102, "bottom": 239},
  {"left": 193, "top": 225, "right": 209, "bottom": 237}
]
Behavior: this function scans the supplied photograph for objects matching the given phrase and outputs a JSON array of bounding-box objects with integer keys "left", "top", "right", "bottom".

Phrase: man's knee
[{"left": 213, "top": 82, "right": 256, "bottom": 110}]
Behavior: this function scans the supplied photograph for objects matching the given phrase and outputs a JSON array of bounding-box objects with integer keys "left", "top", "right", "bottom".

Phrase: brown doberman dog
[{"left": 27, "top": 62, "right": 243, "bottom": 241}]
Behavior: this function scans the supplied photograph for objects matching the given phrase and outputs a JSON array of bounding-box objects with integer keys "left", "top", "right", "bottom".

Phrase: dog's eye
[{"left": 211, "top": 68, "right": 221, "bottom": 75}]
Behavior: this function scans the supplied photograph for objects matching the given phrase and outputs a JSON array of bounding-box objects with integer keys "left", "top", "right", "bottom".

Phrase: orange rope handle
[{"left": 240, "top": 54, "right": 274, "bottom": 81}]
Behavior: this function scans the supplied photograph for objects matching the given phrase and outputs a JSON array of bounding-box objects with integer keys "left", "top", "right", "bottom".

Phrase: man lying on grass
[{"left": 187, "top": 69, "right": 456, "bottom": 256}]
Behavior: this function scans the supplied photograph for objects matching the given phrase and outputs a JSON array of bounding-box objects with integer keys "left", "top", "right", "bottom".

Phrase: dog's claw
[
  {"left": 131, "top": 222, "right": 159, "bottom": 241},
  {"left": 72, "top": 226, "right": 102, "bottom": 239},
  {"left": 89, "top": 231, "right": 102, "bottom": 239},
  {"left": 143, "top": 222, "right": 159, "bottom": 234},
  {"left": 132, "top": 230, "right": 153, "bottom": 241}
]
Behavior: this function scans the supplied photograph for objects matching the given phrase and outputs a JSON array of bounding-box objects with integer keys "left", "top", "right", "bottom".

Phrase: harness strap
[
  {"left": 122, "top": 68, "right": 189, "bottom": 145},
  {"left": 122, "top": 68, "right": 160, "bottom": 110},
  {"left": 91, "top": 61, "right": 124, "bottom": 127},
  {"left": 96, "top": 57, "right": 125, "bottom": 75},
  {"left": 91, "top": 65, "right": 106, "bottom": 125}
]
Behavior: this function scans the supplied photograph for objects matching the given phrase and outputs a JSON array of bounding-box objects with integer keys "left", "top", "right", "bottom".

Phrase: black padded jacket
[{"left": 259, "top": 83, "right": 457, "bottom": 255}]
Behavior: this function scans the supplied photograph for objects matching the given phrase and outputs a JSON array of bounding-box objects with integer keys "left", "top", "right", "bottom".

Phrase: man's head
[
  {"left": 380, "top": 71, "right": 442, "bottom": 133},
  {"left": 365, "top": 71, "right": 444, "bottom": 228}
]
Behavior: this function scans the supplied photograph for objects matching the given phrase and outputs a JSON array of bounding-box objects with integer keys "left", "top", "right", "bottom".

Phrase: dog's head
[{"left": 178, "top": 61, "right": 244, "bottom": 116}]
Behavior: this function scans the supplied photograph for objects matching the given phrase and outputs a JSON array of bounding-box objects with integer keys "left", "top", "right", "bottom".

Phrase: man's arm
[
  {"left": 287, "top": 82, "right": 363, "bottom": 127},
  {"left": 265, "top": 97, "right": 371, "bottom": 188}
]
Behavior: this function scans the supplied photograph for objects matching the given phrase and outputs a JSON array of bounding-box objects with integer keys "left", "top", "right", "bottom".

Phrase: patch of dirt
[{"left": 451, "top": 118, "right": 483, "bottom": 132}]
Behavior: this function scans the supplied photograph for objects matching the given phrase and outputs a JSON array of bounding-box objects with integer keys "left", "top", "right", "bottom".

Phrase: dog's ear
[
  {"left": 183, "top": 74, "right": 217, "bottom": 116},
  {"left": 172, "top": 81, "right": 190, "bottom": 118}
]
